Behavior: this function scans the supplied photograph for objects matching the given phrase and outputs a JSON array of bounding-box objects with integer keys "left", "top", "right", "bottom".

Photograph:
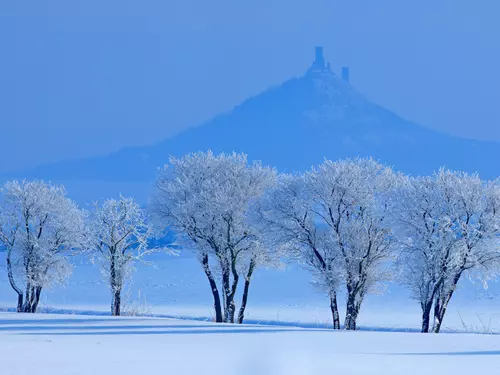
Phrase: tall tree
[
  {"left": 0, "top": 180, "right": 86, "bottom": 312},
  {"left": 87, "top": 196, "right": 159, "bottom": 316},
  {"left": 254, "top": 173, "right": 342, "bottom": 329},
  {"left": 391, "top": 170, "right": 500, "bottom": 333},
  {"left": 307, "top": 158, "right": 397, "bottom": 330},
  {"left": 150, "top": 151, "right": 276, "bottom": 323}
]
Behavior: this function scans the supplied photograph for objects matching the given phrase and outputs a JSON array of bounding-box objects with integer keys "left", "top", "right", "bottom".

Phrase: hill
[{"left": 24, "top": 47, "right": 500, "bottom": 187}]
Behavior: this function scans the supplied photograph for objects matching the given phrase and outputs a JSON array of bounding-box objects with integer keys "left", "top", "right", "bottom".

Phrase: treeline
[{"left": 1, "top": 151, "right": 499, "bottom": 333}]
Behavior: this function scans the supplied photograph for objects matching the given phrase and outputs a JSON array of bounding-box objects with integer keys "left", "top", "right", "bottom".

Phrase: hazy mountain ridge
[{"left": 24, "top": 63, "right": 500, "bottom": 184}]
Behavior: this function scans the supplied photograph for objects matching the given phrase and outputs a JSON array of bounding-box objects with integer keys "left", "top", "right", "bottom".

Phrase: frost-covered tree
[
  {"left": 390, "top": 174, "right": 454, "bottom": 333},
  {"left": 150, "top": 151, "right": 276, "bottom": 323},
  {"left": 254, "top": 173, "right": 343, "bottom": 329},
  {"left": 392, "top": 170, "right": 500, "bottom": 333},
  {"left": 87, "top": 196, "right": 159, "bottom": 316},
  {"left": 307, "top": 159, "right": 397, "bottom": 330},
  {"left": 0, "top": 180, "right": 86, "bottom": 313}
]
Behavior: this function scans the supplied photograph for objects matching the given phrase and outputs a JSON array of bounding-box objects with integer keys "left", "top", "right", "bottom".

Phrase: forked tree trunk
[
  {"left": 221, "top": 259, "right": 239, "bottom": 323},
  {"left": 433, "top": 272, "right": 461, "bottom": 333},
  {"left": 330, "top": 291, "right": 340, "bottom": 330},
  {"left": 23, "top": 285, "right": 42, "bottom": 313},
  {"left": 201, "top": 254, "right": 223, "bottom": 323},
  {"left": 237, "top": 259, "right": 256, "bottom": 324},
  {"left": 31, "top": 286, "right": 42, "bottom": 313},
  {"left": 433, "top": 288, "right": 456, "bottom": 333}
]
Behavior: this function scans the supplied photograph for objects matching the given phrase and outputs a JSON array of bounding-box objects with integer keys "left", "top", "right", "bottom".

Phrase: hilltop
[{"left": 24, "top": 47, "right": 500, "bottom": 191}]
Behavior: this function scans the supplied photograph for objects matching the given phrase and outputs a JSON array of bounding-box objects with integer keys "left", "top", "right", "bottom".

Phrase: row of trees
[
  {"left": 0, "top": 181, "right": 158, "bottom": 316},
  {"left": 149, "top": 152, "right": 500, "bottom": 333},
  {"left": 1, "top": 151, "right": 499, "bottom": 333}
]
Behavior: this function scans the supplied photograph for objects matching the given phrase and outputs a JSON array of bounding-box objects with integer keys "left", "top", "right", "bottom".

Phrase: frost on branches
[
  {"left": 256, "top": 158, "right": 397, "bottom": 330},
  {"left": 87, "top": 196, "right": 159, "bottom": 316},
  {"left": 254, "top": 173, "right": 343, "bottom": 329},
  {"left": 0, "top": 180, "right": 86, "bottom": 313},
  {"left": 150, "top": 151, "right": 276, "bottom": 323},
  {"left": 308, "top": 159, "right": 397, "bottom": 330},
  {"left": 391, "top": 169, "right": 500, "bottom": 333}
]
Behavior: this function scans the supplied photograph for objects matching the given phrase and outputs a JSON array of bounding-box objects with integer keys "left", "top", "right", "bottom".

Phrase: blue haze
[{"left": 1, "top": 0, "right": 500, "bottom": 173}]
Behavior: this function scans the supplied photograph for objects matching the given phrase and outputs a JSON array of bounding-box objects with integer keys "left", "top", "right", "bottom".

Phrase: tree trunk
[
  {"left": 201, "top": 254, "right": 223, "bottom": 323},
  {"left": 222, "top": 267, "right": 236, "bottom": 323},
  {"left": 6, "top": 247, "right": 24, "bottom": 312},
  {"left": 22, "top": 285, "right": 42, "bottom": 313},
  {"left": 433, "top": 272, "right": 461, "bottom": 333},
  {"left": 344, "top": 291, "right": 359, "bottom": 331},
  {"left": 221, "top": 259, "right": 239, "bottom": 323},
  {"left": 16, "top": 293, "right": 24, "bottom": 313},
  {"left": 112, "top": 289, "right": 121, "bottom": 316},
  {"left": 421, "top": 300, "right": 433, "bottom": 333},
  {"left": 23, "top": 282, "right": 32, "bottom": 313},
  {"left": 237, "top": 259, "right": 256, "bottom": 324},
  {"left": 433, "top": 287, "right": 456, "bottom": 333},
  {"left": 109, "top": 253, "right": 122, "bottom": 317},
  {"left": 330, "top": 291, "right": 340, "bottom": 330},
  {"left": 31, "top": 286, "right": 42, "bottom": 313}
]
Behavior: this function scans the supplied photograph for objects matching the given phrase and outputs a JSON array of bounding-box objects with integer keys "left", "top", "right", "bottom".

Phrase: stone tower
[{"left": 311, "top": 46, "right": 326, "bottom": 71}]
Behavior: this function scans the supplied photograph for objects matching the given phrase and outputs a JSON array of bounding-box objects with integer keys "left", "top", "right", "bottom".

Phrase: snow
[
  {"left": 1, "top": 312, "right": 500, "bottom": 375},
  {"left": 1, "top": 252, "right": 500, "bottom": 332},
  {"left": 0, "top": 251, "right": 500, "bottom": 373}
]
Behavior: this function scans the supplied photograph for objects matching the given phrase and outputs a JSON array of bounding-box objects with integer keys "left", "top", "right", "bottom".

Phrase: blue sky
[{"left": 1, "top": 0, "right": 499, "bottom": 171}]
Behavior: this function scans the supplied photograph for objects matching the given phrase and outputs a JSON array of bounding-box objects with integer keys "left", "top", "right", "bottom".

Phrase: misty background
[{"left": 1, "top": 0, "right": 499, "bottom": 172}]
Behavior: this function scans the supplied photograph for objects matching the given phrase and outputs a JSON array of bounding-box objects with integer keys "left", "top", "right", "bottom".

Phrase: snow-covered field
[
  {"left": 1, "top": 252, "right": 500, "bottom": 373},
  {"left": 1, "top": 252, "right": 500, "bottom": 332},
  {"left": 1, "top": 312, "right": 500, "bottom": 375}
]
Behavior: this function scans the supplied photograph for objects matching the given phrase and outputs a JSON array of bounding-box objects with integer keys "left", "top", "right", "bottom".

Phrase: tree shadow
[
  {"left": 0, "top": 324, "right": 226, "bottom": 332},
  {"left": 21, "top": 327, "right": 326, "bottom": 336},
  {"left": 387, "top": 351, "right": 500, "bottom": 356}
]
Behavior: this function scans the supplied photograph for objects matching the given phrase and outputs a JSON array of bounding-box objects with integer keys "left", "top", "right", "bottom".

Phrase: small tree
[
  {"left": 307, "top": 158, "right": 397, "bottom": 330},
  {"left": 150, "top": 151, "right": 276, "bottom": 323},
  {"left": 254, "top": 173, "right": 342, "bottom": 329},
  {"left": 0, "top": 180, "right": 86, "bottom": 313},
  {"left": 391, "top": 170, "right": 500, "bottom": 333},
  {"left": 87, "top": 196, "right": 158, "bottom": 316}
]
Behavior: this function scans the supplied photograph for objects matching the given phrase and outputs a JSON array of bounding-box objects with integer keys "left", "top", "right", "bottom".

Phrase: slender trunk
[
  {"left": 112, "top": 289, "right": 121, "bottom": 316},
  {"left": 16, "top": 294, "right": 24, "bottom": 313},
  {"left": 432, "top": 295, "right": 442, "bottom": 332},
  {"left": 23, "top": 282, "right": 32, "bottom": 313},
  {"left": 109, "top": 252, "right": 122, "bottom": 316},
  {"left": 421, "top": 300, "right": 433, "bottom": 333},
  {"left": 6, "top": 248, "right": 24, "bottom": 312},
  {"left": 237, "top": 259, "right": 256, "bottom": 324},
  {"left": 201, "top": 254, "right": 223, "bottom": 323},
  {"left": 330, "top": 291, "right": 340, "bottom": 330}
]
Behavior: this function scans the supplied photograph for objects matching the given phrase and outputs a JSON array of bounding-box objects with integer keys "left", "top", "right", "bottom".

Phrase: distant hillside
[{"left": 25, "top": 48, "right": 500, "bottom": 185}]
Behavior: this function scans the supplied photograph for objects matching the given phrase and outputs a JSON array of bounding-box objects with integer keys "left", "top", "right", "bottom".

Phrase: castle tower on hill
[
  {"left": 310, "top": 46, "right": 350, "bottom": 82},
  {"left": 313, "top": 46, "right": 326, "bottom": 70}
]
